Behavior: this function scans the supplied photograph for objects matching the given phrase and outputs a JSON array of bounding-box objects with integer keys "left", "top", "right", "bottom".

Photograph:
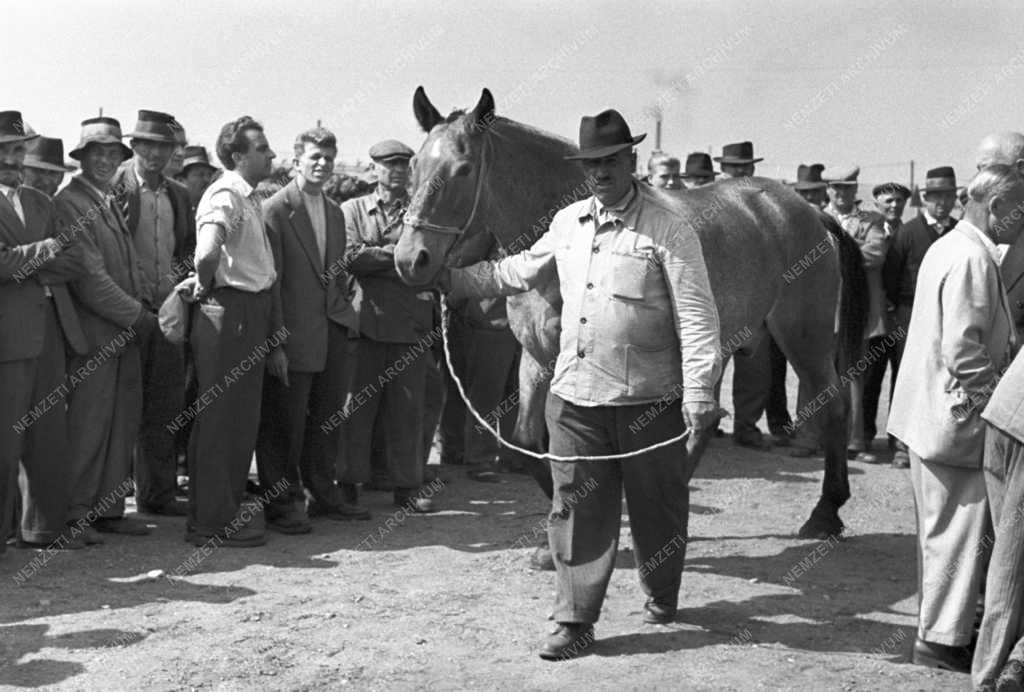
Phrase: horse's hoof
[
  {"left": 529, "top": 546, "right": 556, "bottom": 571},
  {"left": 797, "top": 511, "right": 844, "bottom": 540}
]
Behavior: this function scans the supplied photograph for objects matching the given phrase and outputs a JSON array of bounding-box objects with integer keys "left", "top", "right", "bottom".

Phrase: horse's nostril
[{"left": 414, "top": 249, "right": 431, "bottom": 270}]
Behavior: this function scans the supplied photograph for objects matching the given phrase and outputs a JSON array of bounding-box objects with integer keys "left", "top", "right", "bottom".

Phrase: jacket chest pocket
[{"left": 608, "top": 250, "right": 657, "bottom": 301}]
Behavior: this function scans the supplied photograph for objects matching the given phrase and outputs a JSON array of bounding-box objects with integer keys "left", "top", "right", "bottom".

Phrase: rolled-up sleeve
[
  {"left": 448, "top": 225, "right": 560, "bottom": 301},
  {"left": 660, "top": 222, "right": 722, "bottom": 404}
]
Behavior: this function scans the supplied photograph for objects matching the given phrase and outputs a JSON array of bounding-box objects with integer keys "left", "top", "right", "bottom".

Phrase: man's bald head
[{"left": 976, "top": 131, "right": 1024, "bottom": 171}]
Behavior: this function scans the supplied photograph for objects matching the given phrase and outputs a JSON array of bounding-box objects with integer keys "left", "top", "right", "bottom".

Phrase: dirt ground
[{"left": 0, "top": 367, "right": 971, "bottom": 692}]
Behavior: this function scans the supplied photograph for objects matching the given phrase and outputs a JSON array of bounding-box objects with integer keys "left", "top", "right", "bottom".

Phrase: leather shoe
[
  {"left": 642, "top": 599, "right": 677, "bottom": 625},
  {"left": 892, "top": 451, "right": 910, "bottom": 469},
  {"left": 850, "top": 451, "right": 880, "bottom": 464},
  {"left": 308, "top": 500, "right": 370, "bottom": 521},
  {"left": 18, "top": 534, "right": 85, "bottom": 550},
  {"left": 911, "top": 637, "right": 971, "bottom": 673},
  {"left": 769, "top": 430, "right": 791, "bottom": 446},
  {"left": 733, "top": 430, "right": 772, "bottom": 450},
  {"left": 997, "top": 659, "right": 1024, "bottom": 692},
  {"left": 538, "top": 623, "right": 595, "bottom": 660},
  {"left": 394, "top": 488, "right": 437, "bottom": 514},
  {"left": 266, "top": 503, "right": 312, "bottom": 534},
  {"left": 136, "top": 499, "right": 188, "bottom": 516},
  {"left": 93, "top": 517, "right": 151, "bottom": 536},
  {"left": 76, "top": 525, "right": 105, "bottom": 545}
]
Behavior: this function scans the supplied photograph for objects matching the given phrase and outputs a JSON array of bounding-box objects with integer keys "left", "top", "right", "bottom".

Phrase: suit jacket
[
  {"left": 342, "top": 192, "right": 434, "bottom": 344},
  {"left": 882, "top": 215, "right": 952, "bottom": 309},
  {"left": 54, "top": 176, "right": 145, "bottom": 353},
  {"left": 112, "top": 162, "right": 196, "bottom": 288},
  {"left": 263, "top": 180, "right": 357, "bottom": 372},
  {"left": 984, "top": 345, "right": 1024, "bottom": 444},
  {"left": 0, "top": 186, "right": 88, "bottom": 361},
  {"left": 888, "top": 222, "right": 1017, "bottom": 467},
  {"left": 1001, "top": 235, "right": 1024, "bottom": 337}
]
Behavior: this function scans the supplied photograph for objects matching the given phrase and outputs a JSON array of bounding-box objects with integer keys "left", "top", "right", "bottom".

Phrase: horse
[{"left": 395, "top": 87, "right": 868, "bottom": 539}]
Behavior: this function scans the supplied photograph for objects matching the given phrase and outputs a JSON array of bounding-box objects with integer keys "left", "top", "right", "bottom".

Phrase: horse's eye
[{"left": 453, "top": 162, "right": 473, "bottom": 178}]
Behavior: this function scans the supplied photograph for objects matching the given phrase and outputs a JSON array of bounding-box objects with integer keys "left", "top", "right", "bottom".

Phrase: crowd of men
[{"left": 4, "top": 106, "right": 1024, "bottom": 685}]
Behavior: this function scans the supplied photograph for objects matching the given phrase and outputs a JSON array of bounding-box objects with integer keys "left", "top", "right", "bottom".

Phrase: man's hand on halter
[{"left": 683, "top": 401, "right": 719, "bottom": 433}]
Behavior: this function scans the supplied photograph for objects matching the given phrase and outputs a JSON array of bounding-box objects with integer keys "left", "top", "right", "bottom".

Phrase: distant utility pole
[
  {"left": 98, "top": 107, "right": 103, "bottom": 117},
  {"left": 909, "top": 160, "right": 914, "bottom": 187},
  {"left": 316, "top": 118, "right": 322, "bottom": 128}
]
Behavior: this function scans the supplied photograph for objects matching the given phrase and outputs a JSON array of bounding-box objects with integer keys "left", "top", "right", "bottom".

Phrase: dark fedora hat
[
  {"left": 369, "top": 139, "right": 415, "bottom": 162},
  {"left": 793, "top": 163, "right": 826, "bottom": 190},
  {"left": 0, "top": 111, "right": 39, "bottom": 144},
  {"left": 680, "top": 152, "right": 719, "bottom": 179},
  {"left": 564, "top": 109, "right": 646, "bottom": 160},
  {"left": 69, "top": 117, "right": 133, "bottom": 161},
  {"left": 923, "top": 166, "right": 957, "bottom": 193},
  {"left": 713, "top": 141, "right": 763, "bottom": 165},
  {"left": 181, "top": 145, "right": 216, "bottom": 173},
  {"left": 872, "top": 181, "right": 911, "bottom": 199},
  {"left": 24, "top": 136, "right": 75, "bottom": 172},
  {"left": 126, "top": 110, "right": 178, "bottom": 143}
]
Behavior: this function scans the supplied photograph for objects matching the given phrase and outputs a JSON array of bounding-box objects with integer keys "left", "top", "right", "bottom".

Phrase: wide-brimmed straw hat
[{"left": 564, "top": 109, "right": 646, "bottom": 160}]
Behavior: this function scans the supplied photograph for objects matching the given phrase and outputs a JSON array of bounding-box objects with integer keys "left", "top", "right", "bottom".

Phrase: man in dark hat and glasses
[{"left": 440, "top": 109, "right": 722, "bottom": 659}]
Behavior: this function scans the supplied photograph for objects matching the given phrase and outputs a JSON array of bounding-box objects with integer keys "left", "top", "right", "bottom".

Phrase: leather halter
[{"left": 402, "top": 132, "right": 489, "bottom": 238}]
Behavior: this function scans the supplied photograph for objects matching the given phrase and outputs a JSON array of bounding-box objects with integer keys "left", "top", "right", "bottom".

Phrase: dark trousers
[
  {"left": 862, "top": 333, "right": 900, "bottom": 444},
  {"left": 766, "top": 337, "right": 792, "bottom": 434},
  {"left": 421, "top": 345, "right": 444, "bottom": 469},
  {"left": 339, "top": 338, "right": 428, "bottom": 490},
  {"left": 973, "top": 426, "right": 1024, "bottom": 686},
  {"left": 189, "top": 288, "right": 271, "bottom": 537},
  {"left": 256, "top": 324, "right": 347, "bottom": 513},
  {"left": 135, "top": 320, "right": 185, "bottom": 510},
  {"left": 0, "top": 301, "right": 70, "bottom": 548},
  {"left": 545, "top": 393, "right": 689, "bottom": 624},
  {"left": 66, "top": 335, "right": 141, "bottom": 523},
  {"left": 732, "top": 334, "right": 771, "bottom": 436},
  {"left": 440, "top": 320, "right": 520, "bottom": 465}
]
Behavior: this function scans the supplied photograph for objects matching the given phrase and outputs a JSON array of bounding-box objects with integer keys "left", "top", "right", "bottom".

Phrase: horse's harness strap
[{"left": 403, "top": 133, "right": 489, "bottom": 237}]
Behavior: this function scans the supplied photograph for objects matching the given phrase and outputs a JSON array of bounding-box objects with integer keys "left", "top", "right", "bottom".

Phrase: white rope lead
[{"left": 439, "top": 300, "right": 691, "bottom": 462}]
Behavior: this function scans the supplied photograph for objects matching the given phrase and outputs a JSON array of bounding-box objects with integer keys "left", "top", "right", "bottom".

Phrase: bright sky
[{"left": 6, "top": 0, "right": 1023, "bottom": 187}]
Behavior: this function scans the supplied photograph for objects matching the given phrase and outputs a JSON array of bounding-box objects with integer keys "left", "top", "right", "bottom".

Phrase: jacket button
[
  {"left": 577, "top": 350, "right": 586, "bottom": 359},
  {"left": 592, "top": 246, "right": 599, "bottom": 254},
  {"left": 580, "top": 317, "right": 587, "bottom": 324},
  {"left": 586, "top": 282, "right": 594, "bottom": 289},
  {"left": 1018, "top": 300, "right": 1024, "bottom": 309}
]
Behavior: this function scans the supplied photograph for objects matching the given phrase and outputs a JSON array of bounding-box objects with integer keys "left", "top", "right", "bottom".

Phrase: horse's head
[{"left": 395, "top": 86, "right": 496, "bottom": 286}]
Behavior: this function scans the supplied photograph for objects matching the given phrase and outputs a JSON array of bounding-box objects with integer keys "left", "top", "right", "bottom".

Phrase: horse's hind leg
[
  {"left": 507, "top": 347, "right": 553, "bottom": 501},
  {"left": 770, "top": 324, "right": 850, "bottom": 539}
]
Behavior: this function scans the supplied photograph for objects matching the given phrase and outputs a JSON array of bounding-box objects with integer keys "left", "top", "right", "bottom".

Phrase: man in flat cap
[
  {"left": 186, "top": 115, "right": 278, "bottom": 547},
  {"left": 23, "top": 136, "right": 75, "bottom": 198},
  {"left": 862, "top": 181, "right": 910, "bottom": 458},
  {"left": 255, "top": 126, "right": 368, "bottom": 533},
  {"left": 645, "top": 152, "right": 681, "bottom": 190},
  {"left": 823, "top": 166, "right": 888, "bottom": 463},
  {"left": 56, "top": 116, "right": 156, "bottom": 540},
  {"left": 714, "top": 141, "right": 785, "bottom": 449},
  {"left": 680, "top": 152, "right": 719, "bottom": 189},
  {"left": 338, "top": 139, "right": 439, "bottom": 513},
  {"left": 883, "top": 166, "right": 960, "bottom": 467},
  {"left": 441, "top": 108, "right": 721, "bottom": 659},
  {"left": 112, "top": 110, "right": 195, "bottom": 517},
  {"left": 0, "top": 112, "right": 89, "bottom": 553}
]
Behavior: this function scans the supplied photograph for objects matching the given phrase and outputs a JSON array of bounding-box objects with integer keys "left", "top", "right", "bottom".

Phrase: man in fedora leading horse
[{"left": 441, "top": 109, "right": 722, "bottom": 659}]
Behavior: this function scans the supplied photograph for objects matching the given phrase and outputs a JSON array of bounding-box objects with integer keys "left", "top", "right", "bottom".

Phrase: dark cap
[
  {"left": 872, "top": 182, "right": 911, "bottom": 199},
  {"left": 369, "top": 139, "right": 415, "bottom": 162},
  {"left": 923, "top": 166, "right": 957, "bottom": 193}
]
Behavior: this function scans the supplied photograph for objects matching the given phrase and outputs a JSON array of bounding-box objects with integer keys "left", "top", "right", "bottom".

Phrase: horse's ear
[
  {"left": 468, "top": 88, "right": 495, "bottom": 132},
  {"left": 413, "top": 86, "right": 443, "bottom": 132}
]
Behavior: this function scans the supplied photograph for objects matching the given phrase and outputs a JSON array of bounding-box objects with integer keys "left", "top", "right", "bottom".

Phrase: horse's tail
[{"left": 820, "top": 211, "right": 868, "bottom": 366}]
